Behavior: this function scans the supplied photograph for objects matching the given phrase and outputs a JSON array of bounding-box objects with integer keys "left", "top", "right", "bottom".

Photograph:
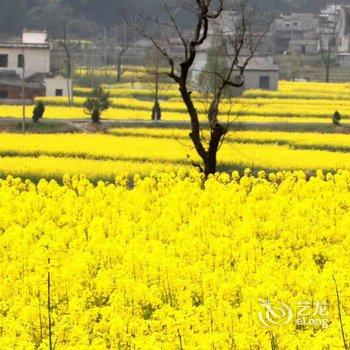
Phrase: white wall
[
  {"left": 44, "top": 75, "right": 71, "bottom": 97},
  {"left": 0, "top": 47, "right": 50, "bottom": 77},
  {"left": 22, "top": 32, "right": 47, "bottom": 44},
  {"left": 192, "top": 52, "right": 279, "bottom": 92},
  {"left": 243, "top": 71, "right": 279, "bottom": 91},
  {"left": 192, "top": 51, "right": 208, "bottom": 80},
  {"left": 338, "top": 9, "right": 350, "bottom": 53}
]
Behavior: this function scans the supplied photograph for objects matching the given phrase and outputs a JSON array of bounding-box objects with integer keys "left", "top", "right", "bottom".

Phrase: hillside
[{"left": 1, "top": 0, "right": 348, "bottom": 35}]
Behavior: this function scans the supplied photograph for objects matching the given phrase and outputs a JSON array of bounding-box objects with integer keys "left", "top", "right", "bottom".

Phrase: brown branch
[
  {"left": 164, "top": 3, "right": 189, "bottom": 60},
  {"left": 125, "top": 17, "right": 180, "bottom": 83}
]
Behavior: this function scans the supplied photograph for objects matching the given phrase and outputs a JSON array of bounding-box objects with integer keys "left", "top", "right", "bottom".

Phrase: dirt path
[{"left": 0, "top": 117, "right": 349, "bottom": 134}]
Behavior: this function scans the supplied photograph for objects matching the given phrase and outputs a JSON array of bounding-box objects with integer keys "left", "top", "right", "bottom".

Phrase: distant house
[
  {"left": 192, "top": 53, "right": 279, "bottom": 94},
  {"left": 0, "top": 30, "right": 70, "bottom": 103},
  {"left": 336, "top": 6, "right": 350, "bottom": 67},
  {"left": 234, "top": 55, "right": 279, "bottom": 93},
  {"left": 192, "top": 10, "right": 279, "bottom": 94},
  {"left": 272, "top": 13, "right": 319, "bottom": 54},
  {"left": 318, "top": 5, "right": 350, "bottom": 68}
]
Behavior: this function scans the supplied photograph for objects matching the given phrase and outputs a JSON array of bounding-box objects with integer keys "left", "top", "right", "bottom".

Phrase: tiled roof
[
  {"left": 0, "top": 42, "right": 50, "bottom": 49},
  {"left": 0, "top": 71, "right": 45, "bottom": 89}
]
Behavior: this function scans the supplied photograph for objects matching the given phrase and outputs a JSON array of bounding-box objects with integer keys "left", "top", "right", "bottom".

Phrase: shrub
[
  {"left": 32, "top": 101, "right": 45, "bottom": 122},
  {"left": 83, "top": 86, "right": 111, "bottom": 123},
  {"left": 332, "top": 110, "right": 341, "bottom": 125},
  {"left": 151, "top": 100, "right": 162, "bottom": 121}
]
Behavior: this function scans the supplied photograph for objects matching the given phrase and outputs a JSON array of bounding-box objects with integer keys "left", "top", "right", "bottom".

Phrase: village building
[
  {"left": 0, "top": 30, "right": 70, "bottom": 103},
  {"left": 192, "top": 10, "right": 279, "bottom": 93},
  {"left": 336, "top": 6, "right": 350, "bottom": 67},
  {"left": 318, "top": 5, "right": 350, "bottom": 68},
  {"left": 192, "top": 53, "right": 279, "bottom": 94},
  {"left": 272, "top": 6, "right": 350, "bottom": 68},
  {"left": 272, "top": 13, "right": 319, "bottom": 54},
  {"left": 318, "top": 5, "right": 341, "bottom": 51}
]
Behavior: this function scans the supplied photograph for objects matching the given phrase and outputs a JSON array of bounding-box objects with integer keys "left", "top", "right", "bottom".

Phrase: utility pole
[
  {"left": 21, "top": 48, "right": 26, "bottom": 134},
  {"left": 90, "top": 45, "right": 96, "bottom": 88},
  {"left": 151, "top": 17, "right": 161, "bottom": 122},
  {"left": 103, "top": 26, "right": 108, "bottom": 78},
  {"left": 152, "top": 54, "right": 160, "bottom": 122}
]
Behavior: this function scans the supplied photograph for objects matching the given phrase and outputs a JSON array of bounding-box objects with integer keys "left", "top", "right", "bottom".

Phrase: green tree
[
  {"left": 32, "top": 101, "right": 45, "bottom": 123},
  {"left": 83, "top": 86, "right": 111, "bottom": 123},
  {"left": 197, "top": 33, "right": 231, "bottom": 97}
]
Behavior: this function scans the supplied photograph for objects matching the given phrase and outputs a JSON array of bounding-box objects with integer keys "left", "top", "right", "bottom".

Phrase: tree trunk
[
  {"left": 204, "top": 152, "right": 217, "bottom": 177},
  {"left": 66, "top": 75, "right": 72, "bottom": 106},
  {"left": 116, "top": 55, "right": 122, "bottom": 82},
  {"left": 178, "top": 84, "right": 227, "bottom": 177},
  {"left": 179, "top": 85, "right": 207, "bottom": 162},
  {"left": 204, "top": 123, "right": 227, "bottom": 177},
  {"left": 117, "top": 65, "right": 122, "bottom": 82},
  {"left": 325, "top": 64, "right": 330, "bottom": 83},
  {"left": 116, "top": 49, "right": 125, "bottom": 83}
]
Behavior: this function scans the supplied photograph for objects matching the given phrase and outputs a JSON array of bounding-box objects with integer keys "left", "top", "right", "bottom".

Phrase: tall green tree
[
  {"left": 197, "top": 33, "right": 231, "bottom": 97},
  {"left": 83, "top": 86, "right": 111, "bottom": 123}
]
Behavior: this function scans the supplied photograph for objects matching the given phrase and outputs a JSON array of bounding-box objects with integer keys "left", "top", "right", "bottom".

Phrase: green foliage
[
  {"left": 151, "top": 100, "right": 161, "bottom": 121},
  {"left": 0, "top": 1, "right": 330, "bottom": 34},
  {"left": 332, "top": 111, "right": 341, "bottom": 125},
  {"left": 83, "top": 86, "right": 111, "bottom": 123},
  {"left": 32, "top": 101, "right": 45, "bottom": 123},
  {"left": 197, "top": 34, "right": 233, "bottom": 97},
  {"left": 91, "top": 108, "right": 100, "bottom": 123}
]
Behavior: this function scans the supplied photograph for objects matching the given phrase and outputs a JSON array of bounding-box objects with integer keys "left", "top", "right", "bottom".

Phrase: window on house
[
  {"left": 55, "top": 89, "right": 63, "bottom": 97},
  {"left": 0, "top": 54, "right": 8, "bottom": 67},
  {"left": 293, "top": 21, "right": 298, "bottom": 26},
  {"left": 0, "top": 90, "right": 8, "bottom": 98},
  {"left": 259, "top": 76, "right": 270, "bottom": 90},
  {"left": 301, "top": 45, "right": 306, "bottom": 54},
  {"left": 18, "top": 54, "right": 24, "bottom": 68}
]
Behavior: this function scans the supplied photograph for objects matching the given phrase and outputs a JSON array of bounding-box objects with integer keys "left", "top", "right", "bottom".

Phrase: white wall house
[
  {"left": 192, "top": 53, "right": 279, "bottom": 93},
  {"left": 0, "top": 30, "right": 50, "bottom": 78},
  {"left": 22, "top": 30, "right": 48, "bottom": 44},
  {"left": 0, "top": 30, "right": 69, "bottom": 102},
  {"left": 44, "top": 74, "right": 70, "bottom": 97},
  {"left": 0, "top": 43, "right": 51, "bottom": 78}
]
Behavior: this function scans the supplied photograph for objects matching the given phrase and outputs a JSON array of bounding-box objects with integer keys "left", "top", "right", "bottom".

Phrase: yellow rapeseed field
[
  {"left": 0, "top": 171, "right": 350, "bottom": 348},
  {"left": 75, "top": 66, "right": 170, "bottom": 80},
  {"left": 0, "top": 132, "right": 350, "bottom": 181},
  {"left": 0, "top": 156, "right": 180, "bottom": 183},
  {"left": 0, "top": 105, "right": 190, "bottom": 121},
  {"left": 245, "top": 81, "right": 350, "bottom": 100},
  {"left": 36, "top": 96, "right": 350, "bottom": 119},
  {"left": 109, "top": 128, "right": 350, "bottom": 151},
  {"left": 0, "top": 80, "right": 349, "bottom": 122},
  {"left": 1, "top": 80, "right": 350, "bottom": 349}
]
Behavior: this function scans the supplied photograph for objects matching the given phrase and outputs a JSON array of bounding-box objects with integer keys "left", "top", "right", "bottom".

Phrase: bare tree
[
  {"left": 113, "top": 22, "right": 133, "bottom": 82},
  {"left": 319, "top": 9, "right": 338, "bottom": 83},
  {"left": 129, "top": 0, "right": 266, "bottom": 176},
  {"left": 54, "top": 25, "right": 74, "bottom": 106}
]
